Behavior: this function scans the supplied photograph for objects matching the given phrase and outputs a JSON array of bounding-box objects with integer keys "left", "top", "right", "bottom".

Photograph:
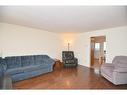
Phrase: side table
[{"left": 53, "top": 59, "right": 63, "bottom": 70}]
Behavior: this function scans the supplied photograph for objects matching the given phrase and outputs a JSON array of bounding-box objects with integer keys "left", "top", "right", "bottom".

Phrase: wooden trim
[{"left": 90, "top": 36, "right": 106, "bottom": 68}]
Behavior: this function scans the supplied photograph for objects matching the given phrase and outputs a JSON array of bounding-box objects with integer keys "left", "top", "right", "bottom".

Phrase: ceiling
[{"left": 0, "top": 6, "right": 127, "bottom": 33}]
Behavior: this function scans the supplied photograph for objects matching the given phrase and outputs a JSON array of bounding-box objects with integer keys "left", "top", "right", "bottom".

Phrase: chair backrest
[
  {"left": 112, "top": 56, "right": 127, "bottom": 65},
  {"left": 62, "top": 51, "right": 74, "bottom": 60}
]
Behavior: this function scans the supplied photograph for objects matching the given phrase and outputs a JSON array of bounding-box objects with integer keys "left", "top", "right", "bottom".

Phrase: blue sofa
[
  {"left": 0, "top": 57, "right": 12, "bottom": 89},
  {"left": 0, "top": 55, "right": 55, "bottom": 89}
]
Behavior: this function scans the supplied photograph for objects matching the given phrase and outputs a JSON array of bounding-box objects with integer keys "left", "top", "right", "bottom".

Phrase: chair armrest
[
  {"left": 114, "top": 68, "right": 127, "bottom": 73},
  {"left": 74, "top": 57, "right": 78, "bottom": 60},
  {"left": 74, "top": 58, "right": 78, "bottom": 63},
  {"left": 0, "top": 74, "right": 12, "bottom": 89}
]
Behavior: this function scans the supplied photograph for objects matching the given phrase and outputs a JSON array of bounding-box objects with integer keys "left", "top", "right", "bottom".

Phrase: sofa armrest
[
  {"left": 114, "top": 68, "right": 127, "bottom": 73},
  {"left": 0, "top": 74, "right": 12, "bottom": 89},
  {"left": 0, "top": 59, "right": 7, "bottom": 71}
]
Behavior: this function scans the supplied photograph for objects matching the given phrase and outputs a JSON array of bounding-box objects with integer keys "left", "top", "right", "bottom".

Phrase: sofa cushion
[
  {"left": 5, "top": 68, "right": 24, "bottom": 75},
  {"left": 101, "top": 63, "right": 114, "bottom": 67},
  {"left": 5, "top": 63, "right": 51, "bottom": 75},
  {"left": 23, "top": 64, "right": 51, "bottom": 73},
  {"left": 114, "top": 68, "right": 127, "bottom": 73},
  {"left": 44, "top": 58, "right": 55, "bottom": 65},
  {"left": 42, "top": 55, "right": 50, "bottom": 59},
  {"left": 112, "top": 56, "right": 127, "bottom": 65},
  {"left": 21, "top": 56, "right": 35, "bottom": 67},
  {"left": 34, "top": 55, "right": 46, "bottom": 65},
  {"left": 101, "top": 65, "right": 114, "bottom": 77},
  {"left": 5, "top": 56, "right": 22, "bottom": 69},
  {"left": 115, "top": 61, "right": 127, "bottom": 68}
]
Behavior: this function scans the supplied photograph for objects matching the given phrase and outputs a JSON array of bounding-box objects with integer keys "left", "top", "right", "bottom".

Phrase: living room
[{"left": 0, "top": 2, "right": 127, "bottom": 94}]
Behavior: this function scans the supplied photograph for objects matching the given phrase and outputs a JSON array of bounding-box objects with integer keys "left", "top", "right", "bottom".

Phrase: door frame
[{"left": 90, "top": 36, "right": 106, "bottom": 68}]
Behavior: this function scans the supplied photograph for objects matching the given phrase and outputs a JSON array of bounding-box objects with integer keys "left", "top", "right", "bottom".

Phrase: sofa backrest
[
  {"left": 21, "top": 55, "right": 35, "bottom": 67},
  {"left": 112, "top": 56, "right": 127, "bottom": 68},
  {"left": 34, "top": 55, "right": 49, "bottom": 65},
  {"left": 5, "top": 56, "right": 22, "bottom": 69},
  {"left": 4, "top": 55, "right": 51, "bottom": 69}
]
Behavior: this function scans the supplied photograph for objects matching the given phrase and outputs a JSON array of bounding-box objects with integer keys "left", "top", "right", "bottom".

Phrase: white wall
[
  {"left": 73, "top": 26, "right": 127, "bottom": 67},
  {"left": 106, "top": 28, "right": 127, "bottom": 63},
  {"left": 0, "top": 23, "right": 127, "bottom": 68},
  {"left": 0, "top": 23, "right": 61, "bottom": 59}
]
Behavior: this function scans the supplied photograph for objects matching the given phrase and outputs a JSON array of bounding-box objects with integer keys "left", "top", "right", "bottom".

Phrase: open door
[{"left": 90, "top": 36, "right": 106, "bottom": 69}]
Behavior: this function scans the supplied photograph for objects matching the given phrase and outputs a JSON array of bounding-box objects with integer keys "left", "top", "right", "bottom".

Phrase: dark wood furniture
[{"left": 53, "top": 59, "right": 63, "bottom": 70}]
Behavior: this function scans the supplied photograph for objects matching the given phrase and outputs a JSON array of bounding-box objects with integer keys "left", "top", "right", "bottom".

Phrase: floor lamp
[{"left": 68, "top": 43, "right": 70, "bottom": 51}]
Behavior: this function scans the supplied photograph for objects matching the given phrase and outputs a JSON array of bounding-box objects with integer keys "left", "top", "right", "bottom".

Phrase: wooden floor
[
  {"left": 13, "top": 65, "right": 127, "bottom": 89},
  {"left": 91, "top": 59, "right": 101, "bottom": 69}
]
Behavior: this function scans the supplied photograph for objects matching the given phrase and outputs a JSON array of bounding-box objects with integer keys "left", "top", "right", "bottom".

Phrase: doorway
[{"left": 90, "top": 36, "right": 106, "bottom": 69}]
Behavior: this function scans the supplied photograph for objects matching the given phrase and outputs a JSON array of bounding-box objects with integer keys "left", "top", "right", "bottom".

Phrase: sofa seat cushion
[
  {"left": 5, "top": 68, "right": 24, "bottom": 75},
  {"left": 23, "top": 64, "right": 51, "bottom": 73},
  {"left": 5, "top": 64, "right": 51, "bottom": 75},
  {"left": 101, "top": 65, "right": 114, "bottom": 77}
]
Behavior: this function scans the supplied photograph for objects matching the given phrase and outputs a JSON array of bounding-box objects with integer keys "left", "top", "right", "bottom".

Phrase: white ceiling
[{"left": 0, "top": 6, "right": 127, "bottom": 33}]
